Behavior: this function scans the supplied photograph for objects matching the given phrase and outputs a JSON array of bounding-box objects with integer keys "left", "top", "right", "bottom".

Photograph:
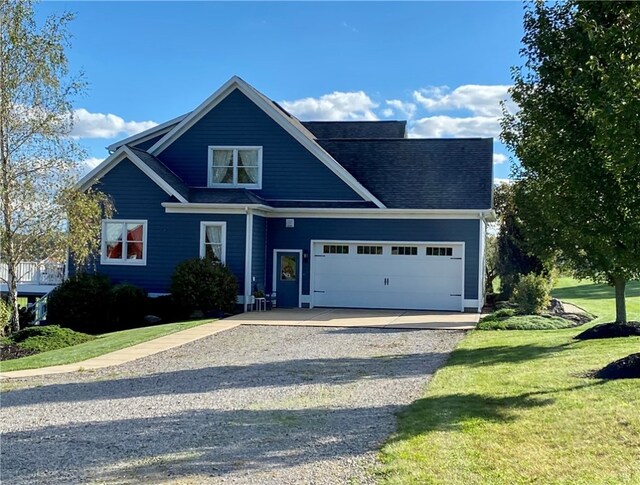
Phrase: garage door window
[
  {"left": 426, "top": 247, "right": 453, "bottom": 256},
  {"left": 391, "top": 246, "right": 418, "bottom": 256},
  {"left": 323, "top": 245, "right": 349, "bottom": 254},
  {"left": 357, "top": 245, "right": 383, "bottom": 255}
]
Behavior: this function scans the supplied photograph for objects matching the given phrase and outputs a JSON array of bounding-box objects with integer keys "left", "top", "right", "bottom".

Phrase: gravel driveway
[{"left": 1, "top": 325, "right": 464, "bottom": 484}]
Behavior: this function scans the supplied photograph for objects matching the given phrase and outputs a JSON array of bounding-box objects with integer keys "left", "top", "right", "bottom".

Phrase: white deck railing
[{"left": 0, "top": 261, "right": 65, "bottom": 286}]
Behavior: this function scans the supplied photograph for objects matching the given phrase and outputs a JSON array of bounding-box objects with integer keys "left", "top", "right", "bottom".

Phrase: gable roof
[
  {"left": 106, "top": 113, "right": 189, "bottom": 152},
  {"left": 146, "top": 76, "right": 386, "bottom": 208},
  {"left": 77, "top": 146, "right": 189, "bottom": 203},
  {"left": 302, "top": 121, "right": 407, "bottom": 139},
  {"left": 318, "top": 138, "right": 493, "bottom": 210}
]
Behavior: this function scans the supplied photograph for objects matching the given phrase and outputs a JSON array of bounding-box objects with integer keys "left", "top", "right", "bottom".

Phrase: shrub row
[{"left": 47, "top": 258, "right": 238, "bottom": 334}]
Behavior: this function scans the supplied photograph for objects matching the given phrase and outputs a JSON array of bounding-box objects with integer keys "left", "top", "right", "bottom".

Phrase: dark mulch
[
  {"left": 0, "top": 344, "right": 38, "bottom": 361},
  {"left": 595, "top": 353, "right": 640, "bottom": 380},
  {"left": 574, "top": 321, "right": 640, "bottom": 340}
]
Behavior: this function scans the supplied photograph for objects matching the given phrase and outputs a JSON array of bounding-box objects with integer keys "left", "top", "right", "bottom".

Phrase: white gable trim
[
  {"left": 148, "top": 76, "right": 386, "bottom": 208},
  {"left": 106, "top": 113, "right": 189, "bottom": 152},
  {"left": 77, "top": 146, "right": 188, "bottom": 203}
]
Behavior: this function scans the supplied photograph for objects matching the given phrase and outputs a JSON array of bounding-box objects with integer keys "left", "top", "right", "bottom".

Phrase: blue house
[{"left": 78, "top": 77, "right": 494, "bottom": 313}]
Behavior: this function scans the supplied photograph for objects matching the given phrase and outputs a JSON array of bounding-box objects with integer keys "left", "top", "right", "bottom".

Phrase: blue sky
[{"left": 37, "top": 1, "right": 525, "bottom": 181}]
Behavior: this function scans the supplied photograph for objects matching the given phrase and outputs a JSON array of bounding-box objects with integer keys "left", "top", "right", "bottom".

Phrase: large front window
[
  {"left": 208, "top": 146, "right": 262, "bottom": 188},
  {"left": 101, "top": 220, "right": 147, "bottom": 265}
]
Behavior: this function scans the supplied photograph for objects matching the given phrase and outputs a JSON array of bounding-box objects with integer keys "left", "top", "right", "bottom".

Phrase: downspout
[{"left": 244, "top": 207, "right": 253, "bottom": 312}]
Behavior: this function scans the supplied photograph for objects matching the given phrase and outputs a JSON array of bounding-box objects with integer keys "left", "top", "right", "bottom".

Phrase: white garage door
[{"left": 312, "top": 242, "right": 464, "bottom": 311}]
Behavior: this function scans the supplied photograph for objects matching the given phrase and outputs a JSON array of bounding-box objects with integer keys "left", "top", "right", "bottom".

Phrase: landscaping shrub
[
  {"left": 480, "top": 308, "right": 517, "bottom": 322},
  {"left": 146, "top": 294, "right": 188, "bottom": 323},
  {"left": 108, "top": 283, "right": 148, "bottom": 328},
  {"left": 511, "top": 273, "right": 551, "bottom": 314},
  {"left": 171, "top": 258, "right": 238, "bottom": 315},
  {"left": 478, "top": 314, "right": 577, "bottom": 330},
  {"left": 47, "top": 273, "right": 111, "bottom": 334},
  {"left": 8, "top": 325, "right": 94, "bottom": 352}
]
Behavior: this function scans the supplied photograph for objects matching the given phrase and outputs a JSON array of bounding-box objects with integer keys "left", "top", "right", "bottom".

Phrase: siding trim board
[{"left": 148, "top": 76, "right": 386, "bottom": 208}]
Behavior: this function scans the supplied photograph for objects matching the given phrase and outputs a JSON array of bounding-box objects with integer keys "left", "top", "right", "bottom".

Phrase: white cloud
[
  {"left": 82, "top": 157, "right": 104, "bottom": 169},
  {"left": 280, "top": 91, "right": 379, "bottom": 121},
  {"left": 494, "top": 177, "right": 512, "bottom": 185},
  {"left": 385, "top": 99, "right": 417, "bottom": 119},
  {"left": 70, "top": 108, "right": 158, "bottom": 139},
  {"left": 382, "top": 108, "right": 394, "bottom": 117},
  {"left": 413, "top": 84, "right": 513, "bottom": 116},
  {"left": 409, "top": 115, "right": 500, "bottom": 138},
  {"left": 493, "top": 153, "right": 508, "bottom": 165}
]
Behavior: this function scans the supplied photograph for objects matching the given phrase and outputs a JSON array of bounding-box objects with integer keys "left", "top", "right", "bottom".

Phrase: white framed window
[
  {"left": 208, "top": 146, "right": 262, "bottom": 188},
  {"left": 101, "top": 220, "right": 147, "bottom": 265},
  {"left": 199, "top": 222, "right": 227, "bottom": 263}
]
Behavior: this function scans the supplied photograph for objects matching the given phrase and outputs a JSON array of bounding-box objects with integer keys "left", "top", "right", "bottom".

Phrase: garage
[{"left": 311, "top": 241, "right": 464, "bottom": 311}]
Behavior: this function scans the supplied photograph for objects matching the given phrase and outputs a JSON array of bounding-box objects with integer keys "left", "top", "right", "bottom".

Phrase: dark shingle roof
[
  {"left": 318, "top": 138, "right": 493, "bottom": 209},
  {"left": 128, "top": 147, "right": 190, "bottom": 201},
  {"left": 188, "top": 188, "right": 266, "bottom": 205},
  {"left": 265, "top": 200, "right": 378, "bottom": 209},
  {"left": 302, "top": 121, "right": 407, "bottom": 139}
]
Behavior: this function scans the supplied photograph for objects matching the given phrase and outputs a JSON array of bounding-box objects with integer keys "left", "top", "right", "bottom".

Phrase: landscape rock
[
  {"left": 549, "top": 298, "right": 565, "bottom": 314},
  {"left": 143, "top": 315, "right": 162, "bottom": 325}
]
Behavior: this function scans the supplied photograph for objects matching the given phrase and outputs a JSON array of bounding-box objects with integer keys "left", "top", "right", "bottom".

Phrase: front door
[{"left": 275, "top": 251, "right": 300, "bottom": 307}]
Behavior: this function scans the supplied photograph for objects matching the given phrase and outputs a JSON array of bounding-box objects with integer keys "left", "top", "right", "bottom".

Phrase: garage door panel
[{"left": 312, "top": 242, "right": 464, "bottom": 311}]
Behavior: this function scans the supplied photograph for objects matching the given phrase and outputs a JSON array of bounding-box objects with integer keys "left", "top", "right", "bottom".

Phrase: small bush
[
  {"left": 146, "top": 294, "right": 187, "bottom": 323},
  {"left": 480, "top": 308, "right": 517, "bottom": 322},
  {"left": 511, "top": 273, "right": 551, "bottom": 314},
  {"left": 47, "top": 273, "right": 112, "bottom": 334},
  {"left": 478, "top": 315, "right": 577, "bottom": 331},
  {"left": 171, "top": 258, "right": 238, "bottom": 315},
  {"left": 9, "top": 325, "right": 94, "bottom": 352},
  {"left": 108, "top": 283, "right": 147, "bottom": 328}
]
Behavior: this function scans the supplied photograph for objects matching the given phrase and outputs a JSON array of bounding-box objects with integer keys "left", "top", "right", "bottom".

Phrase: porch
[{"left": 0, "top": 261, "right": 65, "bottom": 296}]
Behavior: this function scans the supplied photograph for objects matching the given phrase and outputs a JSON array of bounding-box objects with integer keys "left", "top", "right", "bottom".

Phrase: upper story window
[
  {"left": 101, "top": 220, "right": 147, "bottom": 265},
  {"left": 208, "top": 146, "right": 262, "bottom": 189}
]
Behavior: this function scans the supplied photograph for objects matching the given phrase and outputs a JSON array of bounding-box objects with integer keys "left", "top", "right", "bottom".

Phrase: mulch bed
[
  {"left": 574, "top": 321, "right": 640, "bottom": 340},
  {"left": 0, "top": 344, "right": 38, "bottom": 361},
  {"left": 594, "top": 353, "right": 640, "bottom": 380}
]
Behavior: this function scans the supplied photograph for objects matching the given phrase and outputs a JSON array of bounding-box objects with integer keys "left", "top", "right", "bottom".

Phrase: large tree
[
  {"left": 502, "top": 1, "right": 640, "bottom": 324},
  {"left": 0, "top": 0, "right": 111, "bottom": 334}
]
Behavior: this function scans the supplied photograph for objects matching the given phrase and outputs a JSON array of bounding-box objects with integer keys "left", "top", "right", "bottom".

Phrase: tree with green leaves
[
  {"left": 0, "top": 1, "right": 111, "bottom": 334},
  {"left": 502, "top": 1, "right": 640, "bottom": 324}
]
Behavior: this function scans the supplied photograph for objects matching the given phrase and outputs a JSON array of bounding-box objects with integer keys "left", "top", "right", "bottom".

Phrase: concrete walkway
[
  {"left": 1, "top": 320, "right": 240, "bottom": 379},
  {"left": 1, "top": 309, "right": 478, "bottom": 380},
  {"left": 231, "top": 308, "right": 480, "bottom": 330}
]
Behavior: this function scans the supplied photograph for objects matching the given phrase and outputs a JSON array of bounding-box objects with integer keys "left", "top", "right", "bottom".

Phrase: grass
[
  {"left": 0, "top": 319, "right": 212, "bottom": 372},
  {"left": 378, "top": 277, "right": 640, "bottom": 484}
]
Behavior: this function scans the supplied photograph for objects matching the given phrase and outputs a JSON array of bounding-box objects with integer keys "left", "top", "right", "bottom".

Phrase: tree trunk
[
  {"left": 7, "top": 262, "right": 20, "bottom": 333},
  {"left": 613, "top": 276, "right": 627, "bottom": 324}
]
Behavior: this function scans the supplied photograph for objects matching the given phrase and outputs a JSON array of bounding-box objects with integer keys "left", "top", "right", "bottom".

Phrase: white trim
[
  {"left": 77, "top": 146, "right": 188, "bottom": 203},
  {"left": 309, "top": 239, "right": 465, "bottom": 312},
  {"left": 148, "top": 76, "right": 385, "bottom": 208},
  {"left": 162, "top": 203, "right": 493, "bottom": 220},
  {"left": 106, "top": 113, "right": 189, "bottom": 152},
  {"left": 272, "top": 249, "right": 303, "bottom": 308},
  {"left": 208, "top": 146, "right": 263, "bottom": 189},
  {"left": 478, "top": 218, "right": 486, "bottom": 312},
  {"left": 199, "top": 221, "right": 227, "bottom": 263},
  {"left": 100, "top": 219, "right": 148, "bottom": 266},
  {"left": 463, "top": 299, "right": 480, "bottom": 310},
  {"left": 244, "top": 210, "right": 254, "bottom": 312}
]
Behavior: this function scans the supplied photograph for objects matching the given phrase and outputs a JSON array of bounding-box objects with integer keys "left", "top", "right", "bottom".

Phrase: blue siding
[
  {"left": 251, "top": 215, "right": 267, "bottom": 293},
  {"left": 157, "top": 89, "right": 364, "bottom": 201},
  {"left": 85, "top": 159, "right": 246, "bottom": 294},
  {"left": 265, "top": 218, "right": 480, "bottom": 300},
  {"left": 131, "top": 132, "right": 167, "bottom": 151}
]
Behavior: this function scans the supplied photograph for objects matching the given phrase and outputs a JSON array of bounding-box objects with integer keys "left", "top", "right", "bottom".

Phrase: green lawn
[
  {"left": 379, "top": 277, "right": 640, "bottom": 484},
  {"left": 1, "top": 319, "right": 212, "bottom": 372}
]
